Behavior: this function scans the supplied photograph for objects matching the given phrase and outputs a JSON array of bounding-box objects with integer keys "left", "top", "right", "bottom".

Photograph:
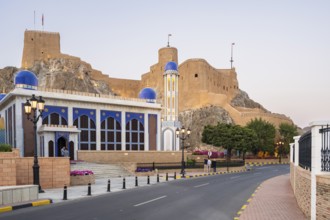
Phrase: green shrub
[
  {"left": 187, "top": 158, "right": 196, "bottom": 166},
  {"left": 0, "top": 144, "right": 12, "bottom": 152}
]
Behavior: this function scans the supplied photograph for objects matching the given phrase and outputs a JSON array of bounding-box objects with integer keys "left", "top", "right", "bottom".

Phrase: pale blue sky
[{"left": 1, "top": 0, "right": 329, "bottom": 128}]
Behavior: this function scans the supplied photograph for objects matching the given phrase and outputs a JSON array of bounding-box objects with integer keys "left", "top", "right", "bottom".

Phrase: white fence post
[
  {"left": 310, "top": 121, "right": 330, "bottom": 220},
  {"left": 293, "top": 136, "right": 301, "bottom": 167}
]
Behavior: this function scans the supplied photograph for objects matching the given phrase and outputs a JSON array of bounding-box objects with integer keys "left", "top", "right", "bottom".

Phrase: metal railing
[
  {"left": 299, "top": 131, "right": 311, "bottom": 171},
  {"left": 293, "top": 144, "right": 295, "bottom": 163},
  {"left": 320, "top": 125, "right": 330, "bottom": 172}
]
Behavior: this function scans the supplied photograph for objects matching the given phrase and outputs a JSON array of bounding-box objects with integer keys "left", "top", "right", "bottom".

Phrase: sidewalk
[
  {"left": 238, "top": 174, "right": 307, "bottom": 220},
  {"left": 38, "top": 175, "right": 172, "bottom": 203}
]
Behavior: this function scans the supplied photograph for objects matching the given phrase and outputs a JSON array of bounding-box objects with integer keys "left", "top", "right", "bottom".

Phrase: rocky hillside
[
  {"left": 231, "top": 89, "right": 268, "bottom": 112},
  {"left": 0, "top": 66, "right": 19, "bottom": 93},
  {"left": 0, "top": 58, "right": 112, "bottom": 94},
  {"left": 179, "top": 106, "right": 233, "bottom": 149}
]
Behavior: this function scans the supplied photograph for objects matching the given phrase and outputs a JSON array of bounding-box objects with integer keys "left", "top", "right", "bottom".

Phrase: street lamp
[
  {"left": 24, "top": 94, "right": 45, "bottom": 193},
  {"left": 176, "top": 126, "right": 191, "bottom": 177},
  {"left": 276, "top": 141, "right": 284, "bottom": 163}
]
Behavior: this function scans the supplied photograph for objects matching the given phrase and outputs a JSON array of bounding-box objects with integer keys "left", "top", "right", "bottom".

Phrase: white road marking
[
  {"left": 253, "top": 172, "right": 261, "bottom": 175},
  {"left": 255, "top": 167, "right": 269, "bottom": 169},
  {"left": 273, "top": 169, "right": 279, "bottom": 172},
  {"left": 194, "top": 183, "right": 210, "bottom": 188},
  {"left": 230, "top": 176, "right": 241, "bottom": 179},
  {"left": 134, "top": 196, "right": 167, "bottom": 207}
]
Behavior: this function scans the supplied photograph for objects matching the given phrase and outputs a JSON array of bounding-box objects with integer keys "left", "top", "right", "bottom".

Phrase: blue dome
[
  {"left": 14, "top": 70, "right": 38, "bottom": 90},
  {"left": 139, "top": 88, "right": 157, "bottom": 101},
  {"left": 0, "top": 94, "right": 6, "bottom": 101},
  {"left": 165, "top": 61, "right": 178, "bottom": 71}
]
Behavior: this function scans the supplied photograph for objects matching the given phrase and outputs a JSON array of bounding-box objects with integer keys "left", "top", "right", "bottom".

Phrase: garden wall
[
  {"left": 78, "top": 150, "right": 192, "bottom": 163},
  {"left": 316, "top": 175, "right": 330, "bottom": 220},
  {"left": 0, "top": 150, "right": 70, "bottom": 189}
]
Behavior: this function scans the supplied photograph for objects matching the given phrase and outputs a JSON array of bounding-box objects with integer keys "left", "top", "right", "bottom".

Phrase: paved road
[{"left": 1, "top": 165, "right": 289, "bottom": 220}]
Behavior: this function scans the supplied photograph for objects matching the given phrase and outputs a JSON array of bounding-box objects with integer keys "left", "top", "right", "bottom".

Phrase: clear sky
[{"left": 1, "top": 0, "right": 329, "bottom": 128}]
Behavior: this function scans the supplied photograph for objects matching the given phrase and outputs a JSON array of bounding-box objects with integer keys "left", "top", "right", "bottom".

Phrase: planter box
[{"left": 70, "top": 174, "right": 95, "bottom": 186}]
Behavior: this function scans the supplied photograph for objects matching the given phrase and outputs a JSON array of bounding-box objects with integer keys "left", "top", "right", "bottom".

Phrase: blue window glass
[
  {"left": 100, "top": 117, "right": 122, "bottom": 150},
  {"left": 73, "top": 115, "right": 96, "bottom": 150},
  {"left": 125, "top": 119, "right": 144, "bottom": 151}
]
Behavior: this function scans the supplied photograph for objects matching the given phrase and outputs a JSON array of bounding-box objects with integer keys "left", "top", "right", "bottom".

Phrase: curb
[
  {"left": 234, "top": 184, "right": 261, "bottom": 220},
  {"left": 0, "top": 199, "right": 52, "bottom": 214},
  {"left": 247, "top": 161, "right": 289, "bottom": 166},
  {"left": 178, "top": 169, "right": 247, "bottom": 179}
]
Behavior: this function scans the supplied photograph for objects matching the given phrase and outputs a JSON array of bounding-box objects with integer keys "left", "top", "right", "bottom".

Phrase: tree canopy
[
  {"left": 278, "top": 123, "right": 299, "bottom": 154},
  {"left": 202, "top": 123, "right": 257, "bottom": 159},
  {"left": 246, "top": 118, "right": 276, "bottom": 155}
]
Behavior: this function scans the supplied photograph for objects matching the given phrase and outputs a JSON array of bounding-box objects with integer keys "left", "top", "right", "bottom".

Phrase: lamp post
[
  {"left": 24, "top": 94, "right": 45, "bottom": 193},
  {"left": 176, "top": 126, "right": 191, "bottom": 178},
  {"left": 276, "top": 141, "right": 284, "bottom": 163}
]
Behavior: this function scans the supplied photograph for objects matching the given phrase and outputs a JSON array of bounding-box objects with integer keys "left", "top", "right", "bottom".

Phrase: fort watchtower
[{"left": 21, "top": 30, "right": 61, "bottom": 68}]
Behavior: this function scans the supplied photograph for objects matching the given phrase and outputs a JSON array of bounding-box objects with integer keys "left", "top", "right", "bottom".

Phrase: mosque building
[{"left": 0, "top": 65, "right": 182, "bottom": 159}]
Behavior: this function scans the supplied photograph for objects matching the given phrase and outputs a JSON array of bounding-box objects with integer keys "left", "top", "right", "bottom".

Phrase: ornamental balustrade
[{"left": 298, "top": 131, "right": 312, "bottom": 171}]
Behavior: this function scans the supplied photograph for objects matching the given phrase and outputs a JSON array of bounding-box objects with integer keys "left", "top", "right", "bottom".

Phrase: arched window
[
  {"left": 73, "top": 115, "right": 96, "bottom": 150},
  {"left": 42, "top": 113, "right": 68, "bottom": 125},
  {"left": 101, "top": 117, "right": 122, "bottom": 150},
  {"left": 125, "top": 119, "right": 144, "bottom": 151}
]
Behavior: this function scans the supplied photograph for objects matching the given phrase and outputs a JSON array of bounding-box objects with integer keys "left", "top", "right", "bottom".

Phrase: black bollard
[
  {"left": 135, "top": 176, "right": 138, "bottom": 187},
  {"left": 123, "top": 177, "right": 126, "bottom": 189},
  {"left": 147, "top": 175, "right": 150, "bottom": 185},
  {"left": 87, "top": 183, "right": 92, "bottom": 196},
  {"left": 174, "top": 172, "right": 176, "bottom": 180},
  {"left": 157, "top": 174, "right": 159, "bottom": 183},
  {"left": 107, "top": 179, "right": 111, "bottom": 192},
  {"left": 63, "top": 185, "right": 67, "bottom": 200},
  {"left": 166, "top": 173, "right": 168, "bottom": 181}
]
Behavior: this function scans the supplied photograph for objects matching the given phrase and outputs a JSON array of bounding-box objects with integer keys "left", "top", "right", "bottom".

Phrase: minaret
[{"left": 161, "top": 61, "right": 180, "bottom": 151}]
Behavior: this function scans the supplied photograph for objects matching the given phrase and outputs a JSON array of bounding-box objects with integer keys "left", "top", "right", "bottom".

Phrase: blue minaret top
[
  {"left": 14, "top": 70, "right": 38, "bottom": 90},
  {"left": 164, "top": 61, "right": 178, "bottom": 75}
]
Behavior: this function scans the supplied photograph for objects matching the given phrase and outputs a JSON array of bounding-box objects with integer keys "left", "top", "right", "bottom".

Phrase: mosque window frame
[
  {"left": 125, "top": 119, "right": 144, "bottom": 151},
  {"left": 100, "top": 116, "right": 122, "bottom": 151},
  {"left": 73, "top": 115, "right": 96, "bottom": 151},
  {"left": 42, "top": 112, "right": 68, "bottom": 126}
]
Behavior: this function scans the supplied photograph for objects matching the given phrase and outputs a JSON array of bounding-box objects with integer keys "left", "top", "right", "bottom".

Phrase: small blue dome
[
  {"left": 0, "top": 94, "right": 6, "bottom": 101},
  {"left": 165, "top": 61, "right": 178, "bottom": 71},
  {"left": 14, "top": 70, "right": 38, "bottom": 90},
  {"left": 139, "top": 88, "right": 157, "bottom": 101}
]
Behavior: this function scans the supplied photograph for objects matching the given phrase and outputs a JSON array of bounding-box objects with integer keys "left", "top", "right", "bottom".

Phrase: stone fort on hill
[{"left": 21, "top": 30, "right": 293, "bottom": 128}]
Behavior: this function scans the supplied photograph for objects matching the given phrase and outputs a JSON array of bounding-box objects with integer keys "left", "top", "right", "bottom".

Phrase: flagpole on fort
[
  {"left": 42, "top": 14, "right": 44, "bottom": 31},
  {"left": 167, "top": 34, "right": 172, "bottom": 47},
  {"left": 230, "top": 42, "right": 235, "bottom": 69}
]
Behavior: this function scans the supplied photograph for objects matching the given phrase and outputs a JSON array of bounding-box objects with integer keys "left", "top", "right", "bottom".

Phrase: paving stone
[{"left": 239, "top": 174, "right": 307, "bottom": 220}]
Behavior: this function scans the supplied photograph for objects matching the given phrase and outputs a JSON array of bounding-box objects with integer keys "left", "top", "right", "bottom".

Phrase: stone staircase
[{"left": 70, "top": 161, "right": 132, "bottom": 179}]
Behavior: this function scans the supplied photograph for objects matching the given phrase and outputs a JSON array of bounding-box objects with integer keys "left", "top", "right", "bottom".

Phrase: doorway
[
  {"left": 48, "top": 141, "right": 54, "bottom": 157},
  {"left": 57, "top": 137, "right": 67, "bottom": 157}
]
